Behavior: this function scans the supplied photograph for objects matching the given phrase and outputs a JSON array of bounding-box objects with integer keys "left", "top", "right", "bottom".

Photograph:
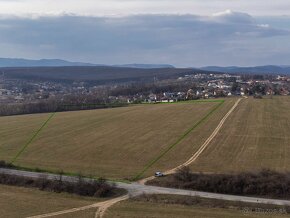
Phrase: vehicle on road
[{"left": 155, "top": 172, "right": 164, "bottom": 177}]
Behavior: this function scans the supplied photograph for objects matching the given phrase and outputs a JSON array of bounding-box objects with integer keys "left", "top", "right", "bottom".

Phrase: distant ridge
[
  {"left": 113, "top": 64, "right": 175, "bottom": 69},
  {"left": 1, "top": 58, "right": 289, "bottom": 74},
  {"left": 0, "top": 58, "right": 98, "bottom": 67},
  {"left": 200, "top": 65, "right": 290, "bottom": 75},
  {"left": 0, "top": 58, "right": 175, "bottom": 69}
]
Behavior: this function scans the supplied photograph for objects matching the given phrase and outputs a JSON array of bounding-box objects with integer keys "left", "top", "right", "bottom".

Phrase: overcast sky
[{"left": 0, "top": 0, "right": 290, "bottom": 66}]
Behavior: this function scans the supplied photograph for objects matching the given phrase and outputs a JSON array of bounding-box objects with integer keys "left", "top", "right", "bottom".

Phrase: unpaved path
[
  {"left": 74, "top": 98, "right": 243, "bottom": 218},
  {"left": 139, "top": 98, "right": 242, "bottom": 185},
  {"left": 1, "top": 98, "right": 247, "bottom": 218},
  {"left": 94, "top": 195, "right": 129, "bottom": 218}
]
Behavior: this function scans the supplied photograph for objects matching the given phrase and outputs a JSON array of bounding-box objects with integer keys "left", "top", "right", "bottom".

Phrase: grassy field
[
  {"left": 190, "top": 96, "right": 290, "bottom": 173},
  {"left": 105, "top": 195, "right": 289, "bottom": 218},
  {"left": 0, "top": 100, "right": 236, "bottom": 180},
  {"left": 0, "top": 184, "right": 100, "bottom": 218}
]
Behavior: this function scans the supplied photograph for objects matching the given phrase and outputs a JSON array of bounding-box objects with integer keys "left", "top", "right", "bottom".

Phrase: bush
[
  {"left": 0, "top": 172, "right": 117, "bottom": 198},
  {"left": 0, "top": 161, "right": 14, "bottom": 169},
  {"left": 149, "top": 168, "right": 290, "bottom": 199}
]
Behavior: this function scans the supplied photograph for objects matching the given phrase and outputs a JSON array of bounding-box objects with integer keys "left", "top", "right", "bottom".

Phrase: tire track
[
  {"left": 94, "top": 195, "right": 129, "bottom": 218},
  {"left": 133, "top": 100, "right": 225, "bottom": 180},
  {"left": 26, "top": 98, "right": 242, "bottom": 218},
  {"left": 139, "top": 98, "right": 242, "bottom": 184},
  {"left": 26, "top": 195, "right": 130, "bottom": 218}
]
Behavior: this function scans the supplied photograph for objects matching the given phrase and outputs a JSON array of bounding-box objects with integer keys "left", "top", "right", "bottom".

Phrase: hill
[
  {"left": 0, "top": 58, "right": 175, "bottom": 69},
  {"left": 200, "top": 65, "right": 290, "bottom": 75},
  {"left": 1, "top": 66, "right": 199, "bottom": 84},
  {"left": 113, "top": 64, "right": 175, "bottom": 69},
  {"left": 0, "top": 58, "right": 98, "bottom": 67}
]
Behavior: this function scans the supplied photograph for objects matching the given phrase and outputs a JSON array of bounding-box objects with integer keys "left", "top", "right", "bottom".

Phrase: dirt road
[
  {"left": 138, "top": 98, "right": 242, "bottom": 184},
  {"left": 0, "top": 98, "right": 261, "bottom": 218}
]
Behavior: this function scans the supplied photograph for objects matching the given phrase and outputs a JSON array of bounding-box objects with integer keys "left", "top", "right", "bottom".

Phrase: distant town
[{"left": 1, "top": 71, "right": 290, "bottom": 106}]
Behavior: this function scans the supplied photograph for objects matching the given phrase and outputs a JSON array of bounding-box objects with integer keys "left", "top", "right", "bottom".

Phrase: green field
[
  {"left": 105, "top": 195, "right": 289, "bottom": 218},
  {"left": 0, "top": 100, "right": 235, "bottom": 180},
  {"left": 190, "top": 96, "right": 290, "bottom": 173},
  {"left": 0, "top": 184, "right": 99, "bottom": 218}
]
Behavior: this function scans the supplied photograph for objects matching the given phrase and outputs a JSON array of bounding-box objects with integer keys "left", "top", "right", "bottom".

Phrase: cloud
[
  {"left": 212, "top": 10, "right": 255, "bottom": 24},
  {"left": 0, "top": 12, "right": 289, "bottom": 66},
  {"left": 0, "top": 0, "right": 290, "bottom": 16}
]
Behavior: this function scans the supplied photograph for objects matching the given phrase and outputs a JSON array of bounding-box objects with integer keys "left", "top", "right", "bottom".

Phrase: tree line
[
  {"left": 0, "top": 161, "right": 120, "bottom": 198},
  {"left": 148, "top": 167, "right": 290, "bottom": 199},
  {"left": 0, "top": 97, "right": 128, "bottom": 116}
]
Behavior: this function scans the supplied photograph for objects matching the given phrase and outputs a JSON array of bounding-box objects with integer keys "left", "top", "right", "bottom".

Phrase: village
[{"left": 0, "top": 71, "right": 290, "bottom": 105}]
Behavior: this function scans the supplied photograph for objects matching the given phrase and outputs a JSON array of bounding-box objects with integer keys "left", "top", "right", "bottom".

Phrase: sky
[{"left": 0, "top": 0, "right": 289, "bottom": 67}]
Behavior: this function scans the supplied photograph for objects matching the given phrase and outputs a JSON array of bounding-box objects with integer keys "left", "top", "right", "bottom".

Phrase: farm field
[
  {"left": 105, "top": 195, "right": 288, "bottom": 218},
  {"left": 190, "top": 96, "right": 290, "bottom": 173},
  {"left": 0, "top": 184, "right": 100, "bottom": 218},
  {"left": 0, "top": 100, "right": 235, "bottom": 180}
]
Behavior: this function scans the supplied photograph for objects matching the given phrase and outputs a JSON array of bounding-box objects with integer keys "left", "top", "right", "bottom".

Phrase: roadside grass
[
  {"left": 0, "top": 101, "right": 226, "bottom": 180},
  {"left": 105, "top": 194, "right": 289, "bottom": 218},
  {"left": 189, "top": 96, "right": 290, "bottom": 173},
  {"left": 0, "top": 184, "right": 100, "bottom": 218}
]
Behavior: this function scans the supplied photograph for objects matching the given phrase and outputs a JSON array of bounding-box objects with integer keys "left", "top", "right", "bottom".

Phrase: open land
[
  {"left": 2, "top": 97, "right": 290, "bottom": 218},
  {"left": 104, "top": 194, "right": 289, "bottom": 218},
  {"left": 189, "top": 96, "right": 290, "bottom": 173},
  {"left": 0, "top": 184, "right": 100, "bottom": 218},
  {"left": 0, "top": 99, "right": 235, "bottom": 180}
]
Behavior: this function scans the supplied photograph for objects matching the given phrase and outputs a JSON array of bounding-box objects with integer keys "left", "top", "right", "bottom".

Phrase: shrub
[
  {"left": 0, "top": 172, "right": 117, "bottom": 198},
  {"left": 149, "top": 169, "right": 290, "bottom": 199}
]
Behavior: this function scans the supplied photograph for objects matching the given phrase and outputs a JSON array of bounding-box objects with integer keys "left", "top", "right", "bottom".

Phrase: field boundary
[
  {"left": 11, "top": 112, "right": 56, "bottom": 164},
  {"left": 133, "top": 100, "right": 225, "bottom": 180}
]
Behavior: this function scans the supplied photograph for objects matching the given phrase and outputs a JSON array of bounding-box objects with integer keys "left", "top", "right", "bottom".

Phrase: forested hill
[
  {"left": 200, "top": 65, "right": 290, "bottom": 75},
  {"left": 1, "top": 66, "right": 201, "bottom": 84}
]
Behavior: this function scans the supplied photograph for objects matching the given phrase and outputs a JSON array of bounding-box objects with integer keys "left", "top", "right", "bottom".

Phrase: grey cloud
[{"left": 0, "top": 13, "right": 289, "bottom": 66}]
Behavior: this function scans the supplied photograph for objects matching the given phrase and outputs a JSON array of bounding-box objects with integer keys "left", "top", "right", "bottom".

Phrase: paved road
[
  {"left": 1, "top": 168, "right": 290, "bottom": 207},
  {"left": 3, "top": 98, "right": 290, "bottom": 217}
]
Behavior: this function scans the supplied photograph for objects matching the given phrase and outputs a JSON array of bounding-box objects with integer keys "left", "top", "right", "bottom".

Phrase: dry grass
[
  {"left": 0, "top": 184, "right": 100, "bottom": 218},
  {"left": 0, "top": 101, "right": 232, "bottom": 180},
  {"left": 105, "top": 194, "right": 289, "bottom": 218},
  {"left": 149, "top": 98, "right": 236, "bottom": 175},
  {"left": 0, "top": 113, "right": 49, "bottom": 158},
  {"left": 190, "top": 96, "right": 290, "bottom": 173}
]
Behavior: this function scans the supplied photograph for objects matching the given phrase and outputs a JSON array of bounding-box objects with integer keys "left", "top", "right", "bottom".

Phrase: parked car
[{"left": 154, "top": 172, "right": 164, "bottom": 177}]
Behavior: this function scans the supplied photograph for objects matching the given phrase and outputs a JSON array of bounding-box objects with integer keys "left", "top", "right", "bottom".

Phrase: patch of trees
[
  {"left": 109, "top": 82, "right": 193, "bottom": 96},
  {"left": 0, "top": 171, "right": 119, "bottom": 198},
  {"left": 148, "top": 167, "right": 290, "bottom": 199},
  {"left": 0, "top": 97, "right": 128, "bottom": 116}
]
